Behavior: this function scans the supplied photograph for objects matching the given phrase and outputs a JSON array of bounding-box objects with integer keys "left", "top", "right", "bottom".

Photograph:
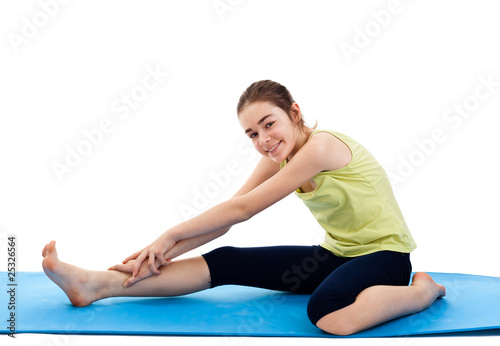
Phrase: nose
[{"left": 259, "top": 134, "right": 271, "bottom": 147}]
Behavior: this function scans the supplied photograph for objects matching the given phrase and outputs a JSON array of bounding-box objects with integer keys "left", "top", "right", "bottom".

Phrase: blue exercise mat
[{"left": 1, "top": 271, "right": 499, "bottom": 337}]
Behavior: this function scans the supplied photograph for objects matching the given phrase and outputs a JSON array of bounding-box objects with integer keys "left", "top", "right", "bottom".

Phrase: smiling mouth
[{"left": 265, "top": 141, "right": 281, "bottom": 153}]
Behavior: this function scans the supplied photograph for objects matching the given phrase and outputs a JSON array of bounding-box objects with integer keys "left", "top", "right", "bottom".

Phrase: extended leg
[{"left": 42, "top": 241, "right": 211, "bottom": 307}]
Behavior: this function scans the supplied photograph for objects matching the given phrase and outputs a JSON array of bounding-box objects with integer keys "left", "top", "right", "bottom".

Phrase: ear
[{"left": 290, "top": 102, "right": 302, "bottom": 123}]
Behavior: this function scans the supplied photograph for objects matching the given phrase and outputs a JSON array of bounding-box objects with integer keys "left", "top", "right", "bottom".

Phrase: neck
[{"left": 287, "top": 127, "right": 315, "bottom": 161}]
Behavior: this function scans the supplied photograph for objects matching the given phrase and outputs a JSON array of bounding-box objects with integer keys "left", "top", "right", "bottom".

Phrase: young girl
[{"left": 42, "top": 80, "right": 445, "bottom": 336}]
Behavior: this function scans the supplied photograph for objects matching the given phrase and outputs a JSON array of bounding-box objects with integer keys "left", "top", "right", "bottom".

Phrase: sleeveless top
[{"left": 280, "top": 129, "right": 417, "bottom": 257}]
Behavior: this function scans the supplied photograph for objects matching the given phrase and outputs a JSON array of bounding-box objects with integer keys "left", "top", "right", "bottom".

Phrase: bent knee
[
  {"left": 307, "top": 291, "right": 358, "bottom": 335},
  {"left": 316, "top": 312, "right": 358, "bottom": 336},
  {"left": 307, "top": 290, "right": 355, "bottom": 327}
]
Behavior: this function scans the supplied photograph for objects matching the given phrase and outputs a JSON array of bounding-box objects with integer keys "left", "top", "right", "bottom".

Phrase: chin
[{"left": 270, "top": 154, "right": 285, "bottom": 163}]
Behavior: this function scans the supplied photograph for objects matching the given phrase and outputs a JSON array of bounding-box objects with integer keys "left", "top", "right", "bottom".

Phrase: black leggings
[{"left": 202, "top": 245, "right": 412, "bottom": 325}]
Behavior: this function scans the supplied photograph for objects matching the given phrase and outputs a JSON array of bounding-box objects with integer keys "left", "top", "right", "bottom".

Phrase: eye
[
  {"left": 266, "top": 121, "right": 275, "bottom": 128},
  {"left": 250, "top": 132, "right": 258, "bottom": 139}
]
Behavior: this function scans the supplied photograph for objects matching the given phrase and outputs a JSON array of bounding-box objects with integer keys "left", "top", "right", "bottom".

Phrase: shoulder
[{"left": 305, "top": 130, "right": 352, "bottom": 171}]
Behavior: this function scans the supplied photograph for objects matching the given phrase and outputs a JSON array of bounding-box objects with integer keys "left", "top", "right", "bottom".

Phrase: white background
[{"left": 1, "top": 0, "right": 499, "bottom": 345}]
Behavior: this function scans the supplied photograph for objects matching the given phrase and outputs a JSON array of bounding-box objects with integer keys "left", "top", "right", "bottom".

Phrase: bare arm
[
  {"left": 133, "top": 134, "right": 330, "bottom": 277},
  {"left": 160, "top": 227, "right": 228, "bottom": 259},
  {"left": 161, "top": 155, "right": 281, "bottom": 259},
  {"left": 121, "top": 155, "right": 280, "bottom": 268}
]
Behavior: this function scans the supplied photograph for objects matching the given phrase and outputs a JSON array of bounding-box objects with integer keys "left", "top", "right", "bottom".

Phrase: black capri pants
[{"left": 202, "top": 245, "right": 412, "bottom": 325}]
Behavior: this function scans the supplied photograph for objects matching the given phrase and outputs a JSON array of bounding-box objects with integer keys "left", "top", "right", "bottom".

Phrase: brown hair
[{"left": 236, "top": 80, "right": 315, "bottom": 131}]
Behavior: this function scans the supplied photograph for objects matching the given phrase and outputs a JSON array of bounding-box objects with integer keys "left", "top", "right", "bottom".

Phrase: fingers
[
  {"left": 149, "top": 250, "right": 162, "bottom": 275},
  {"left": 124, "top": 271, "right": 151, "bottom": 288},
  {"left": 108, "top": 263, "right": 132, "bottom": 273},
  {"left": 156, "top": 253, "right": 170, "bottom": 266},
  {"left": 125, "top": 262, "right": 148, "bottom": 288},
  {"left": 122, "top": 248, "right": 143, "bottom": 264},
  {"left": 124, "top": 275, "right": 139, "bottom": 288},
  {"left": 124, "top": 258, "right": 162, "bottom": 288},
  {"left": 132, "top": 250, "right": 148, "bottom": 277}
]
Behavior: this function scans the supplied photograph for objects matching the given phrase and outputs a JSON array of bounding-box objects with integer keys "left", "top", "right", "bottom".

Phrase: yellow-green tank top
[{"left": 280, "top": 129, "right": 417, "bottom": 257}]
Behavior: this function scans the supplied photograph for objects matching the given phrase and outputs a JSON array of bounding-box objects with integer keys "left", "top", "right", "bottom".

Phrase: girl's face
[{"left": 238, "top": 101, "right": 305, "bottom": 163}]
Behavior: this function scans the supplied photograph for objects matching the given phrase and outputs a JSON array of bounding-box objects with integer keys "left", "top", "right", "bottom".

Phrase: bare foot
[
  {"left": 410, "top": 272, "right": 446, "bottom": 309},
  {"left": 42, "top": 241, "right": 105, "bottom": 307}
]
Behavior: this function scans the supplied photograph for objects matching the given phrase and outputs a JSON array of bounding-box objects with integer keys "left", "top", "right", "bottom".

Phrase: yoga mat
[{"left": 1, "top": 271, "right": 499, "bottom": 337}]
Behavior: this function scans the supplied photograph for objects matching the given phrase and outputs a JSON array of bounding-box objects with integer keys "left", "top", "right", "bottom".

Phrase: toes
[
  {"left": 42, "top": 240, "right": 57, "bottom": 258},
  {"left": 439, "top": 285, "right": 447, "bottom": 298},
  {"left": 42, "top": 241, "right": 57, "bottom": 257}
]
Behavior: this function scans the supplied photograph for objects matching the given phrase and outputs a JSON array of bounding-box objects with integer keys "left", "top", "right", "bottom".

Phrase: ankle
[
  {"left": 98, "top": 270, "right": 130, "bottom": 299},
  {"left": 413, "top": 285, "right": 433, "bottom": 310}
]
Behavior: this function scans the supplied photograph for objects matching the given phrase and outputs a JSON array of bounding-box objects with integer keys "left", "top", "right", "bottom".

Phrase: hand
[
  {"left": 123, "top": 232, "right": 177, "bottom": 279},
  {"left": 108, "top": 257, "right": 171, "bottom": 288}
]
